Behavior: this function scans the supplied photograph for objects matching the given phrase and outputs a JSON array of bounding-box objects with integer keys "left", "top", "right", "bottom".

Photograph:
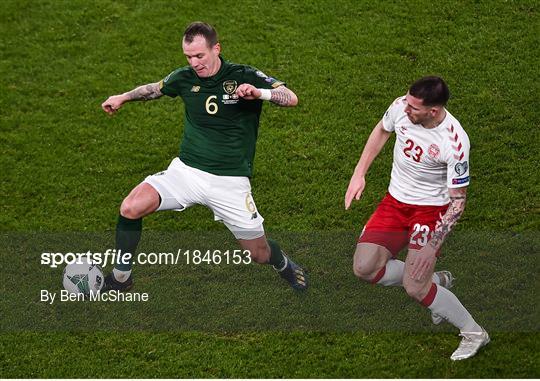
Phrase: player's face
[
  {"left": 404, "top": 93, "right": 435, "bottom": 125},
  {"left": 182, "top": 35, "right": 221, "bottom": 78}
]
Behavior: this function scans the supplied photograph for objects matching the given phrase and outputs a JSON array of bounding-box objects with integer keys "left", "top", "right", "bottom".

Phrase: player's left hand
[
  {"left": 410, "top": 245, "right": 437, "bottom": 281},
  {"left": 236, "top": 84, "right": 261, "bottom": 100}
]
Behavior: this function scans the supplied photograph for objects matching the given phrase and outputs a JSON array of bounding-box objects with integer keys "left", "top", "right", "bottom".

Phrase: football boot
[
  {"left": 102, "top": 272, "right": 133, "bottom": 292},
  {"left": 451, "top": 328, "right": 490, "bottom": 360},
  {"left": 274, "top": 255, "right": 308, "bottom": 291}
]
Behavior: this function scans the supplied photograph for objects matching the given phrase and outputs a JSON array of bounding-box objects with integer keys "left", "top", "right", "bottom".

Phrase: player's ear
[{"left": 213, "top": 42, "right": 221, "bottom": 55}]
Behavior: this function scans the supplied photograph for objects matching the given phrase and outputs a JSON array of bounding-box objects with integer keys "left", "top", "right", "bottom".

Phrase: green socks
[
  {"left": 267, "top": 239, "right": 287, "bottom": 270},
  {"left": 115, "top": 214, "right": 142, "bottom": 271}
]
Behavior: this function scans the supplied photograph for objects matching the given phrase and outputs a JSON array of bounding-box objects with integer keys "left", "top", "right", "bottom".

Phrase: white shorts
[{"left": 144, "top": 158, "right": 264, "bottom": 240}]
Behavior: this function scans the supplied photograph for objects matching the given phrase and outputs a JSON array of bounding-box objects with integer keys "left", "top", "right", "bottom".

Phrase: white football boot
[
  {"left": 431, "top": 270, "right": 455, "bottom": 325},
  {"left": 451, "top": 328, "right": 490, "bottom": 361}
]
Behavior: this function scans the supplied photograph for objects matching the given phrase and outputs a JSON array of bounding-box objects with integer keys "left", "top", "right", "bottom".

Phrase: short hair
[
  {"left": 409, "top": 76, "right": 450, "bottom": 106},
  {"left": 183, "top": 22, "right": 218, "bottom": 47}
]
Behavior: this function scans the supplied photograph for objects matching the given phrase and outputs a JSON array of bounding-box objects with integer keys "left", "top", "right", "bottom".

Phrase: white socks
[
  {"left": 428, "top": 284, "right": 482, "bottom": 333},
  {"left": 376, "top": 259, "right": 405, "bottom": 286},
  {"left": 112, "top": 268, "right": 132, "bottom": 283},
  {"left": 375, "top": 261, "right": 481, "bottom": 333},
  {"left": 376, "top": 259, "right": 440, "bottom": 286}
]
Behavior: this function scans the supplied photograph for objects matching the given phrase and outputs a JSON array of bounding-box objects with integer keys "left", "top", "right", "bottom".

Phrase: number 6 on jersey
[{"left": 205, "top": 95, "right": 218, "bottom": 114}]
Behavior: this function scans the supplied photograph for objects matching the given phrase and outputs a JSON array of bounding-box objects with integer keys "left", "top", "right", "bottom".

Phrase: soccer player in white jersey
[{"left": 345, "top": 76, "right": 489, "bottom": 361}]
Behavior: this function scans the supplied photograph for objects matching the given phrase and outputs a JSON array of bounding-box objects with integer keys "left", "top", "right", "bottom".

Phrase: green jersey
[{"left": 159, "top": 56, "right": 285, "bottom": 177}]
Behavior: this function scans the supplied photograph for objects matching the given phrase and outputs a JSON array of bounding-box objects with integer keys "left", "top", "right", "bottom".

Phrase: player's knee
[
  {"left": 120, "top": 198, "right": 143, "bottom": 219},
  {"left": 352, "top": 262, "right": 366, "bottom": 280},
  {"left": 353, "top": 243, "right": 392, "bottom": 282},
  {"left": 352, "top": 254, "right": 377, "bottom": 281}
]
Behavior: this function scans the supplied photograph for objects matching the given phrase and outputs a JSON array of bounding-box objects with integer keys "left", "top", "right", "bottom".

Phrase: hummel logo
[{"left": 191, "top": 86, "right": 200, "bottom": 92}]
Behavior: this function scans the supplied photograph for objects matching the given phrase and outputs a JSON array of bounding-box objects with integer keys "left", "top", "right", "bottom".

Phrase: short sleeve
[
  {"left": 447, "top": 128, "right": 471, "bottom": 188},
  {"left": 159, "top": 68, "right": 184, "bottom": 98},
  {"left": 382, "top": 97, "right": 404, "bottom": 132},
  {"left": 243, "top": 67, "right": 286, "bottom": 89}
]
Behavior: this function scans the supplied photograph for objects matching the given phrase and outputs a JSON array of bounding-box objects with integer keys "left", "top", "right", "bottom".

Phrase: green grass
[
  {"left": 0, "top": 332, "right": 537, "bottom": 378},
  {"left": 1, "top": 231, "right": 537, "bottom": 333},
  {"left": 1, "top": 0, "right": 538, "bottom": 378}
]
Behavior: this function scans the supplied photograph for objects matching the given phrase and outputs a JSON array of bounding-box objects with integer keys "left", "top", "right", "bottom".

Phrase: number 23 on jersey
[{"left": 403, "top": 139, "right": 423, "bottom": 162}]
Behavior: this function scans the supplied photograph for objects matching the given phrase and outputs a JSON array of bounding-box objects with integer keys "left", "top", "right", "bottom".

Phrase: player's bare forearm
[
  {"left": 123, "top": 82, "right": 163, "bottom": 101},
  {"left": 428, "top": 187, "right": 467, "bottom": 251},
  {"left": 344, "top": 121, "right": 391, "bottom": 209},
  {"left": 270, "top": 86, "right": 298, "bottom": 107},
  {"left": 354, "top": 121, "right": 391, "bottom": 176},
  {"left": 102, "top": 82, "right": 163, "bottom": 114}
]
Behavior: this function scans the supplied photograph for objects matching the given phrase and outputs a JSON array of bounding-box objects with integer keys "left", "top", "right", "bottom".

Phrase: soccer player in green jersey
[{"left": 101, "top": 22, "right": 307, "bottom": 291}]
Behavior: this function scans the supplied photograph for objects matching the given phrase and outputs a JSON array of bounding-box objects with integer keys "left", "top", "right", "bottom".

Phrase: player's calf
[
  {"left": 238, "top": 236, "right": 308, "bottom": 290},
  {"left": 247, "top": 241, "right": 271, "bottom": 264},
  {"left": 403, "top": 276, "right": 433, "bottom": 302}
]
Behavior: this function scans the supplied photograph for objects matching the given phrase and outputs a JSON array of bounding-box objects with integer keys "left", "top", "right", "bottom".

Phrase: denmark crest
[{"left": 428, "top": 144, "right": 440, "bottom": 159}]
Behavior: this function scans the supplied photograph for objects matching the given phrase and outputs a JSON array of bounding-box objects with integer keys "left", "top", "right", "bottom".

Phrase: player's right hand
[
  {"left": 101, "top": 95, "right": 125, "bottom": 115},
  {"left": 344, "top": 174, "right": 366, "bottom": 210}
]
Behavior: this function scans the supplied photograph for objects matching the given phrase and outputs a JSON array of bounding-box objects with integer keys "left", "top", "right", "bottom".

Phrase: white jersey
[{"left": 382, "top": 96, "right": 470, "bottom": 206}]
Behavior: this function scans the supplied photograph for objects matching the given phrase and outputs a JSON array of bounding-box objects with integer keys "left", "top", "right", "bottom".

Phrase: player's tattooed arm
[
  {"left": 236, "top": 83, "right": 298, "bottom": 107},
  {"left": 123, "top": 82, "right": 163, "bottom": 101},
  {"left": 235, "top": 84, "right": 298, "bottom": 107},
  {"left": 428, "top": 187, "right": 467, "bottom": 251},
  {"left": 270, "top": 86, "right": 298, "bottom": 107},
  {"left": 102, "top": 82, "right": 163, "bottom": 114}
]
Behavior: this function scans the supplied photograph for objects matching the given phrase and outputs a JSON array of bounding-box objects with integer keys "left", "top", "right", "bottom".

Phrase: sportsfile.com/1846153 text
[{"left": 40, "top": 249, "right": 252, "bottom": 268}]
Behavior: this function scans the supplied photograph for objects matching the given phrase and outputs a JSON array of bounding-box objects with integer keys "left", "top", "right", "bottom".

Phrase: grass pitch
[{"left": 1, "top": 0, "right": 538, "bottom": 378}]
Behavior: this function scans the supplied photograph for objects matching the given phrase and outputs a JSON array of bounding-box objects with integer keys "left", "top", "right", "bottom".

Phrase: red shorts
[{"left": 358, "top": 193, "right": 448, "bottom": 257}]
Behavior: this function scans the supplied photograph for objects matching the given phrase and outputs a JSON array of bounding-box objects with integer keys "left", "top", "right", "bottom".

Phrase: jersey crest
[
  {"left": 223, "top": 80, "right": 237, "bottom": 95},
  {"left": 428, "top": 144, "right": 440, "bottom": 159},
  {"left": 222, "top": 80, "right": 240, "bottom": 104}
]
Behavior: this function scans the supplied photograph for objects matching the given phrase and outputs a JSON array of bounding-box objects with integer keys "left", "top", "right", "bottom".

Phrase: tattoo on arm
[
  {"left": 124, "top": 82, "right": 163, "bottom": 101},
  {"left": 270, "top": 87, "right": 293, "bottom": 106},
  {"left": 428, "top": 189, "right": 467, "bottom": 251}
]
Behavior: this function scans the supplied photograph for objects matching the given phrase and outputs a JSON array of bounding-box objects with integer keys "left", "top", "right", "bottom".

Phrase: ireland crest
[{"left": 223, "top": 80, "right": 238, "bottom": 95}]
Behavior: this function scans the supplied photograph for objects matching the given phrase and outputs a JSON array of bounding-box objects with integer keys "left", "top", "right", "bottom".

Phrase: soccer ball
[{"left": 62, "top": 260, "right": 104, "bottom": 296}]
